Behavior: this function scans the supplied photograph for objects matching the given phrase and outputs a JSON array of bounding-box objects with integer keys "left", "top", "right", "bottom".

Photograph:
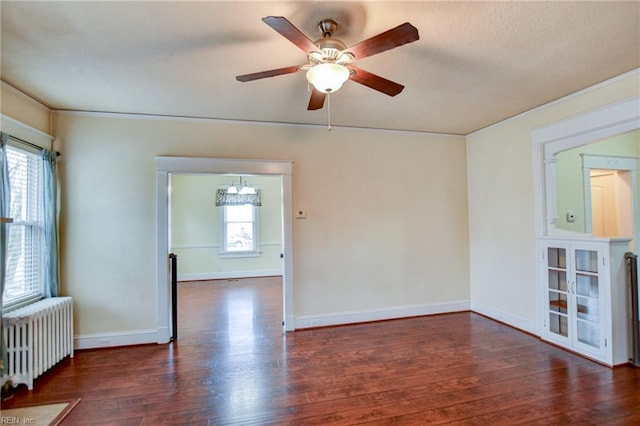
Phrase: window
[
  {"left": 3, "top": 144, "right": 44, "bottom": 307},
  {"left": 221, "top": 204, "right": 259, "bottom": 255}
]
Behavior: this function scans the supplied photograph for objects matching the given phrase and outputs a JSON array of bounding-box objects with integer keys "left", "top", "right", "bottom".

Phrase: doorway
[
  {"left": 590, "top": 169, "right": 633, "bottom": 239},
  {"left": 169, "top": 173, "right": 283, "bottom": 281},
  {"left": 169, "top": 172, "right": 284, "bottom": 339},
  {"left": 582, "top": 154, "right": 638, "bottom": 250},
  {"left": 156, "top": 157, "right": 295, "bottom": 344}
]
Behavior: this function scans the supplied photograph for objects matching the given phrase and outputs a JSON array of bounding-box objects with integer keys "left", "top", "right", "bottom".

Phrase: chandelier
[{"left": 215, "top": 176, "right": 261, "bottom": 206}]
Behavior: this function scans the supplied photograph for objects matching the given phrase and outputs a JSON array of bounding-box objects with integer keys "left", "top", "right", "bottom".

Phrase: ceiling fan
[{"left": 235, "top": 16, "right": 419, "bottom": 110}]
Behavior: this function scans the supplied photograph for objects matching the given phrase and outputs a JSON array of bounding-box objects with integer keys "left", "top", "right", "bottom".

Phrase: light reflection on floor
[{"left": 178, "top": 277, "right": 283, "bottom": 419}]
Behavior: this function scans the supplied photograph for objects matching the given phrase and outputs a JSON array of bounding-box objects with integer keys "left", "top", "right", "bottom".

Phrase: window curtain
[
  {"left": 215, "top": 189, "right": 262, "bottom": 207},
  {"left": 0, "top": 133, "right": 10, "bottom": 377},
  {"left": 41, "top": 149, "right": 59, "bottom": 298}
]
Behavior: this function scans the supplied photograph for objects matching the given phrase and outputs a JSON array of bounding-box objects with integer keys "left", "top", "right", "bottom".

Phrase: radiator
[
  {"left": 2, "top": 297, "right": 73, "bottom": 390},
  {"left": 627, "top": 252, "right": 639, "bottom": 366}
]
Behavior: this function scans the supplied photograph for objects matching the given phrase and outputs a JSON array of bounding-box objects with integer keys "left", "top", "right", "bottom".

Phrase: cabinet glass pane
[
  {"left": 548, "top": 270, "right": 567, "bottom": 291},
  {"left": 576, "top": 296, "right": 599, "bottom": 322},
  {"left": 576, "top": 274, "right": 599, "bottom": 298},
  {"left": 549, "top": 291, "right": 567, "bottom": 314},
  {"left": 549, "top": 313, "right": 568, "bottom": 337},
  {"left": 547, "top": 247, "right": 566, "bottom": 269},
  {"left": 575, "top": 249, "right": 598, "bottom": 273},
  {"left": 577, "top": 320, "right": 600, "bottom": 348}
]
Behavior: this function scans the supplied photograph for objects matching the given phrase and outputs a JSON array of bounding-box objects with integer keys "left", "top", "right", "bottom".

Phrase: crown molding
[{"left": 52, "top": 109, "right": 463, "bottom": 139}]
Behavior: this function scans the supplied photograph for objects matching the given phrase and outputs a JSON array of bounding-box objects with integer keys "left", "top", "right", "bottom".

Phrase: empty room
[{"left": 1, "top": 1, "right": 639, "bottom": 424}]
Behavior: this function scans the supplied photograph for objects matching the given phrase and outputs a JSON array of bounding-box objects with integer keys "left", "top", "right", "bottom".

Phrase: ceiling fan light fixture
[{"left": 306, "top": 63, "right": 350, "bottom": 93}]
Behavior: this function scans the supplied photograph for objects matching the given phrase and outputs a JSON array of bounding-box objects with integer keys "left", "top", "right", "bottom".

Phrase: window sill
[
  {"left": 219, "top": 251, "right": 262, "bottom": 259},
  {"left": 3, "top": 294, "right": 44, "bottom": 313}
]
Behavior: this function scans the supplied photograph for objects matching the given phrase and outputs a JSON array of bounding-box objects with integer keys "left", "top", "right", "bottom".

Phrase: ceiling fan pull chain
[{"left": 328, "top": 93, "right": 332, "bottom": 131}]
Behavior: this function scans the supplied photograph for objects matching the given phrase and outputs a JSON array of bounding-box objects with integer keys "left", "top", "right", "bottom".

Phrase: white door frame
[
  {"left": 155, "top": 156, "right": 295, "bottom": 343},
  {"left": 581, "top": 154, "right": 638, "bottom": 239}
]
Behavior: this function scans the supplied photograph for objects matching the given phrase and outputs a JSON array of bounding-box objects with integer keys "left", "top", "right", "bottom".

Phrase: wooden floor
[{"left": 3, "top": 276, "right": 640, "bottom": 425}]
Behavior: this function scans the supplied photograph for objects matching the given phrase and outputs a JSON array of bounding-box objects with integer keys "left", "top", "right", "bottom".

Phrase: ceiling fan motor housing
[
  {"left": 313, "top": 19, "right": 350, "bottom": 62},
  {"left": 318, "top": 19, "right": 338, "bottom": 37}
]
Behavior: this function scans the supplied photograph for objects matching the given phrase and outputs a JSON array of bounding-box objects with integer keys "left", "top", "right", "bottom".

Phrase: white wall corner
[
  {"left": 1, "top": 81, "right": 51, "bottom": 113},
  {"left": 470, "top": 301, "right": 539, "bottom": 336}
]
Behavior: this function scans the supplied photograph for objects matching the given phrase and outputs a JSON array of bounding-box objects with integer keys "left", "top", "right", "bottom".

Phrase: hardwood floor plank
[{"left": 2, "top": 276, "right": 638, "bottom": 425}]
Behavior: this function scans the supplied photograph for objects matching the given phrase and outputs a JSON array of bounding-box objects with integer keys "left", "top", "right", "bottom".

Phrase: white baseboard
[
  {"left": 75, "top": 329, "right": 159, "bottom": 350},
  {"left": 294, "top": 300, "right": 471, "bottom": 329},
  {"left": 470, "top": 301, "right": 539, "bottom": 336},
  {"left": 74, "top": 302, "right": 537, "bottom": 350},
  {"left": 178, "top": 269, "right": 282, "bottom": 282}
]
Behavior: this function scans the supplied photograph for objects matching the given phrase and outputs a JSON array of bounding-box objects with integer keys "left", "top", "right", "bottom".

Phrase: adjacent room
[{"left": 1, "top": 1, "right": 639, "bottom": 423}]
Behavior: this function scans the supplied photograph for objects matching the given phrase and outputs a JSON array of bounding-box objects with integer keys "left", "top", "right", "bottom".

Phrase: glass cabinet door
[
  {"left": 574, "top": 249, "right": 601, "bottom": 349},
  {"left": 547, "top": 247, "right": 568, "bottom": 338}
]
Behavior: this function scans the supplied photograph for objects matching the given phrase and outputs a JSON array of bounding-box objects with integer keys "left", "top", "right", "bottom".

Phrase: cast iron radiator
[{"left": 626, "top": 252, "right": 639, "bottom": 366}]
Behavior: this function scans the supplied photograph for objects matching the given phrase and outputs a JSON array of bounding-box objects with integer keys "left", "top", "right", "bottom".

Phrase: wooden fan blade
[
  {"left": 262, "top": 16, "right": 318, "bottom": 53},
  {"left": 236, "top": 65, "right": 301, "bottom": 82},
  {"left": 346, "top": 22, "right": 419, "bottom": 60},
  {"left": 348, "top": 66, "right": 405, "bottom": 97},
  {"left": 307, "top": 88, "right": 326, "bottom": 110}
]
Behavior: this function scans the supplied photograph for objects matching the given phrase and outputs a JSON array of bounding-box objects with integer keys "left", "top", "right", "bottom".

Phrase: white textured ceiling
[{"left": 1, "top": 1, "right": 639, "bottom": 135}]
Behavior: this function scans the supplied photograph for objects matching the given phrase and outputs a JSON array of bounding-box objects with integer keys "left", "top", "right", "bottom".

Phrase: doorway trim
[
  {"left": 155, "top": 156, "right": 294, "bottom": 343},
  {"left": 531, "top": 96, "right": 640, "bottom": 239}
]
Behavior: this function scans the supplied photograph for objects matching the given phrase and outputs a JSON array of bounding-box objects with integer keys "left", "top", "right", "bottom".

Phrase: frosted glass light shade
[
  {"left": 306, "top": 63, "right": 350, "bottom": 93},
  {"left": 239, "top": 185, "right": 256, "bottom": 195}
]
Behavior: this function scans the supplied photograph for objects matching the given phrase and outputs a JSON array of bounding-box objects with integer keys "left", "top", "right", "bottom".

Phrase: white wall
[
  {"left": 52, "top": 114, "right": 469, "bottom": 343},
  {"left": 466, "top": 71, "right": 640, "bottom": 333},
  {"left": 171, "top": 173, "right": 283, "bottom": 280}
]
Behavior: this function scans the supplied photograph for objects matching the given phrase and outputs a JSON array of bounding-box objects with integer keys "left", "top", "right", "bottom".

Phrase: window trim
[
  {"left": 1, "top": 115, "right": 54, "bottom": 312},
  {"left": 3, "top": 139, "right": 46, "bottom": 310},
  {"left": 219, "top": 203, "right": 261, "bottom": 258}
]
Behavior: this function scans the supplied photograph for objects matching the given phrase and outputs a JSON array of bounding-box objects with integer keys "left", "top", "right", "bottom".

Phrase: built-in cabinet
[{"left": 538, "top": 237, "right": 631, "bottom": 366}]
